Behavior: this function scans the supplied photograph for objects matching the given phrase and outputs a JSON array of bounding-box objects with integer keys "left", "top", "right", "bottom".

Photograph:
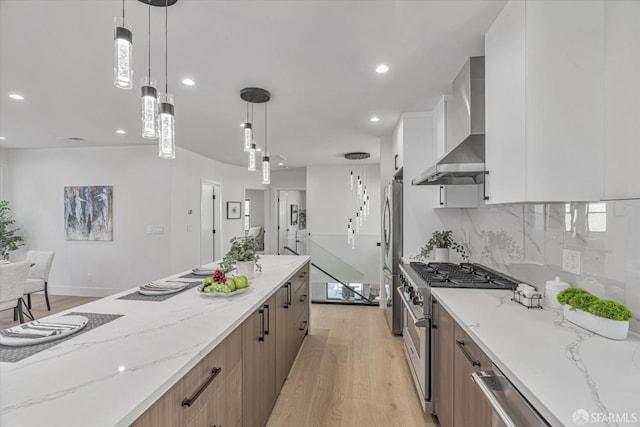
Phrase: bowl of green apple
[{"left": 197, "top": 269, "right": 250, "bottom": 297}]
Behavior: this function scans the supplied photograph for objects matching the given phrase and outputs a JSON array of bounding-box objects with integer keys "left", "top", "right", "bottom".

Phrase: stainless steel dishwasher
[{"left": 472, "top": 369, "right": 549, "bottom": 427}]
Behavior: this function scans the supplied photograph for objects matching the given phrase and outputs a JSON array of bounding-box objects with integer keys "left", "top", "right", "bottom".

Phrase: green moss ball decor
[
  {"left": 556, "top": 287, "right": 590, "bottom": 305},
  {"left": 588, "top": 299, "right": 633, "bottom": 322}
]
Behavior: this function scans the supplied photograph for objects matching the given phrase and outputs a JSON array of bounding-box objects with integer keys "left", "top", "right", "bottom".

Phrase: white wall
[
  {"left": 307, "top": 165, "right": 381, "bottom": 284},
  {"left": 5, "top": 145, "right": 266, "bottom": 296}
]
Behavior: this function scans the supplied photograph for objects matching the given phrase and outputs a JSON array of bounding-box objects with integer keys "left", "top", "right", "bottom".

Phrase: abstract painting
[{"left": 64, "top": 186, "right": 113, "bottom": 240}]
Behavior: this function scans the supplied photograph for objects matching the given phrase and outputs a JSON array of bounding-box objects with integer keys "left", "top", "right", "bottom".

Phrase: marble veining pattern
[
  {"left": 0, "top": 255, "right": 310, "bottom": 427},
  {"left": 432, "top": 288, "right": 640, "bottom": 427}
]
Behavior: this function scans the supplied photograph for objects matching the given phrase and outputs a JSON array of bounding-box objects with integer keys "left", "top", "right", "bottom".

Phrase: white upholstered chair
[
  {"left": 24, "top": 251, "right": 55, "bottom": 311},
  {"left": 0, "top": 260, "right": 30, "bottom": 324},
  {"left": 247, "top": 226, "right": 264, "bottom": 251}
]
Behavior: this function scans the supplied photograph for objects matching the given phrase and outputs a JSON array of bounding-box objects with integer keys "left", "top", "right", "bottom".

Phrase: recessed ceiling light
[
  {"left": 9, "top": 93, "right": 24, "bottom": 100},
  {"left": 375, "top": 64, "right": 389, "bottom": 74},
  {"left": 370, "top": 116, "right": 380, "bottom": 122},
  {"left": 182, "top": 78, "right": 195, "bottom": 86},
  {"left": 116, "top": 129, "right": 126, "bottom": 134},
  {"left": 278, "top": 162, "right": 284, "bottom": 166},
  {"left": 256, "top": 147, "right": 262, "bottom": 152},
  {"left": 0, "top": 136, "right": 6, "bottom": 140}
]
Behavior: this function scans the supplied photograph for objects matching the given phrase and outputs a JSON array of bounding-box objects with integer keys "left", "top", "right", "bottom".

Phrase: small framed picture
[
  {"left": 227, "top": 201, "right": 241, "bottom": 219},
  {"left": 290, "top": 204, "right": 298, "bottom": 225}
]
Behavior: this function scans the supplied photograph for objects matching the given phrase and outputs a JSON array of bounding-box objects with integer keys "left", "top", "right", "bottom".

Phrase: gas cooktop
[{"left": 408, "top": 262, "right": 519, "bottom": 290}]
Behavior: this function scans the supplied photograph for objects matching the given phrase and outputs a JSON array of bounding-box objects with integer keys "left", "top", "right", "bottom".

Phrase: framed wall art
[
  {"left": 64, "top": 185, "right": 113, "bottom": 241},
  {"left": 290, "top": 204, "right": 298, "bottom": 226},
  {"left": 227, "top": 201, "right": 242, "bottom": 219}
]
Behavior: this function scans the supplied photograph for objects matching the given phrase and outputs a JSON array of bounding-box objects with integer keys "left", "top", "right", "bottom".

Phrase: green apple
[
  {"left": 234, "top": 275, "right": 249, "bottom": 289},
  {"left": 204, "top": 285, "right": 215, "bottom": 293},
  {"left": 226, "top": 278, "right": 237, "bottom": 292}
]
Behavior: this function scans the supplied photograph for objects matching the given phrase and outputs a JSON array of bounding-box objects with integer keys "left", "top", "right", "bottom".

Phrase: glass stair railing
[{"left": 283, "top": 234, "right": 379, "bottom": 306}]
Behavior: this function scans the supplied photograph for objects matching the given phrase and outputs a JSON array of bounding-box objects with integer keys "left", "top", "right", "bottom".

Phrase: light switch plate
[{"left": 563, "top": 249, "right": 581, "bottom": 275}]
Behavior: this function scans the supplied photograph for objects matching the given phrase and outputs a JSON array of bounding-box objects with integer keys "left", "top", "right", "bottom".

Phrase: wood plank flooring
[
  {"left": 0, "top": 296, "right": 436, "bottom": 427},
  {"left": 267, "top": 304, "right": 437, "bottom": 427},
  {"left": 0, "top": 294, "right": 99, "bottom": 330}
]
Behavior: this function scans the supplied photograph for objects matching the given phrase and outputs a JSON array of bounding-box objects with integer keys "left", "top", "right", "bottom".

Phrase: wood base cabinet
[
  {"left": 132, "top": 327, "right": 243, "bottom": 427},
  {"left": 432, "top": 300, "right": 492, "bottom": 427}
]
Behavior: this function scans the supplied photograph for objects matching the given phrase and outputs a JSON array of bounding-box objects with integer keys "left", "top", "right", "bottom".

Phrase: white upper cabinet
[
  {"left": 604, "top": 0, "right": 640, "bottom": 200},
  {"left": 485, "top": 0, "right": 605, "bottom": 204},
  {"left": 432, "top": 96, "right": 481, "bottom": 208}
]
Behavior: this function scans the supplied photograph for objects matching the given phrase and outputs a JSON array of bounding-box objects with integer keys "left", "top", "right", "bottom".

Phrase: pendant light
[
  {"left": 114, "top": 0, "right": 133, "bottom": 90},
  {"left": 248, "top": 143, "right": 257, "bottom": 171},
  {"left": 141, "top": 1, "right": 158, "bottom": 139},
  {"left": 240, "top": 88, "right": 271, "bottom": 171},
  {"left": 262, "top": 103, "right": 270, "bottom": 184},
  {"left": 243, "top": 103, "right": 253, "bottom": 152},
  {"left": 158, "top": 0, "right": 175, "bottom": 159}
]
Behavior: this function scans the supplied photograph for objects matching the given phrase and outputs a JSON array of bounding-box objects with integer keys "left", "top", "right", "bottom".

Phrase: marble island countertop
[
  {"left": 0, "top": 255, "right": 310, "bottom": 427},
  {"left": 432, "top": 288, "right": 640, "bottom": 427}
]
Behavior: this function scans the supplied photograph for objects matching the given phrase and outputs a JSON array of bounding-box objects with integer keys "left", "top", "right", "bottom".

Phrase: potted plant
[
  {"left": 557, "top": 288, "right": 633, "bottom": 340},
  {"left": 0, "top": 200, "right": 25, "bottom": 261},
  {"left": 220, "top": 236, "right": 262, "bottom": 279},
  {"left": 417, "top": 230, "right": 468, "bottom": 262}
]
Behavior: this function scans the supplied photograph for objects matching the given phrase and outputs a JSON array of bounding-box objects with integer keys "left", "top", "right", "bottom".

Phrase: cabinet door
[
  {"left": 484, "top": 0, "right": 527, "bottom": 204},
  {"left": 604, "top": 0, "right": 640, "bottom": 200},
  {"left": 242, "top": 305, "right": 267, "bottom": 427},
  {"left": 453, "top": 324, "right": 492, "bottom": 427},
  {"left": 433, "top": 300, "right": 454, "bottom": 427}
]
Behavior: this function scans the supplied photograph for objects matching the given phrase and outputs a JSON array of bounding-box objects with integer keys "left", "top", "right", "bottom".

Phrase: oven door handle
[{"left": 396, "top": 287, "right": 429, "bottom": 327}]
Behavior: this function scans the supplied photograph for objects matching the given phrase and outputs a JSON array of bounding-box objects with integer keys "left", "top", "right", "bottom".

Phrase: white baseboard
[{"left": 49, "top": 286, "right": 123, "bottom": 298}]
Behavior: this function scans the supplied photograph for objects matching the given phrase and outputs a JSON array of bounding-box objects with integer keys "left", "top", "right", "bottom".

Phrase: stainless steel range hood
[{"left": 412, "top": 57, "right": 485, "bottom": 186}]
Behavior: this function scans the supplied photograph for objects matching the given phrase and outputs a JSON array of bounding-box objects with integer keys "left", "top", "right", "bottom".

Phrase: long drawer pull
[
  {"left": 299, "top": 320, "right": 308, "bottom": 331},
  {"left": 258, "top": 309, "right": 265, "bottom": 341},
  {"left": 264, "top": 304, "right": 270, "bottom": 335},
  {"left": 299, "top": 294, "right": 307, "bottom": 302},
  {"left": 181, "top": 367, "right": 222, "bottom": 407},
  {"left": 456, "top": 340, "right": 480, "bottom": 367},
  {"left": 284, "top": 283, "right": 290, "bottom": 309},
  {"left": 287, "top": 282, "right": 292, "bottom": 306}
]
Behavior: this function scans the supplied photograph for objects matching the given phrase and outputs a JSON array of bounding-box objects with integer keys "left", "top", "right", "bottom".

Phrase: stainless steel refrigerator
[{"left": 382, "top": 179, "right": 403, "bottom": 335}]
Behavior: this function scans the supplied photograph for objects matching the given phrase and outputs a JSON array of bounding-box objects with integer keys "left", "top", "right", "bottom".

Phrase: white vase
[
  {"left": 434, "top": 248, "right": 450, "bottom": 263},
  {"left": 563, "top": 305, "right": 629, "bottom": 340},
  {"left": 236, "top": 260, "right": 255, "bottom": 280}
]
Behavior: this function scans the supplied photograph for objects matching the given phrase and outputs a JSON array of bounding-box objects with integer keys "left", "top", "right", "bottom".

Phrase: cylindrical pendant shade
[
  {"left": 158, "top": 93, "right": 175, "bottom": 159},
  {"left": 244, "top": 123, "right": 252, "bottom": 152},
  {"left": 114, "top": 24, "right": 133, "bottom": 90},
  {"left": 141, "top": 78, "right": 158, "bottom": 139},
  {"left": 262, "top": 155, "right": 270, "bottom": 184},
  {"left": 248, "top": 144, "right": 257, "bottom": 171}
]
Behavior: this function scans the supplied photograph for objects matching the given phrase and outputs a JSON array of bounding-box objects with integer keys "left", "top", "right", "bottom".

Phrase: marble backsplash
[{"left": 436, "top": 199, "right": 640, "bottom": 334}]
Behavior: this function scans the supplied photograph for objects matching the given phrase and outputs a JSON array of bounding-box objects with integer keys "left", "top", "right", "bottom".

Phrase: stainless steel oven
[{"left": 397, "top": 286, "right": 430, "bottom": 412}]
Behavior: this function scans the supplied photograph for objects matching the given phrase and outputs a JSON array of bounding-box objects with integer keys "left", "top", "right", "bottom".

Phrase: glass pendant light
[
  {"left": 114, "top": 0, "right": 133, "bottom": 89},
  {"left": 158, "top": 0, "right": 175, "bottom": 159},
  {"left": 262, "top": 103, "right": 270, "bottom": 184},
  {"left": 141, "top": 2, "right": 158, "bottom": 139},
  {"left": 347, "top": 219, "right": 352, "bottom": 243},
  {"left": 243, "top": 103, "right": 253, "bottom": 152},
  {"left": 248, "top": 143, "right": 257, "bottom": 171}
]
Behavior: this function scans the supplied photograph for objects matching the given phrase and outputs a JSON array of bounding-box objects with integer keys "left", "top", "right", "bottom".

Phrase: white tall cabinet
[
  {"left": 484, "top": 0, "right": 605, "bottom": 204},
  {"left": 604, "top": 0, "right": 640, "bottom": 200}
]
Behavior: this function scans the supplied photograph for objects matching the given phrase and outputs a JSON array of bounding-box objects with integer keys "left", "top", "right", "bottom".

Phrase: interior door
[
  {"left": 200, "top": 181, "right": 219, "bottom": 265},
  {"left": 278, "top": 192, "right": 289, "bottom": 254}
]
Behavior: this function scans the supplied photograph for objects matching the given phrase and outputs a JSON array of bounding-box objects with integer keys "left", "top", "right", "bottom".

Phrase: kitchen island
[
  {"left": 432, "top": 288, "right": 640, "bottom": 427},
  {"left": 0, "top": 255, "right": 310, "bottom": 427}
]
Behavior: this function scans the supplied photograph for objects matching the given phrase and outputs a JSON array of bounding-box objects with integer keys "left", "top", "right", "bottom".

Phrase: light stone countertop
[
  {"left": 432, "top": 287, "right": 640, "bottom": 427},
  {"left": 0, "top": 255, "right": 310, "bottom": 427}
]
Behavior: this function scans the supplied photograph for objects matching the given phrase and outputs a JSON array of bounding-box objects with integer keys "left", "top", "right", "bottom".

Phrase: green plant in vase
[
  {"left": 417, "top": 230, "right": 468, "bottom": 262},
  {"left": 0, "top": 200, "right": 24, "bottom": 260},
  {"left": 220, "top": 236, "right": 262, "bottom": 273}
]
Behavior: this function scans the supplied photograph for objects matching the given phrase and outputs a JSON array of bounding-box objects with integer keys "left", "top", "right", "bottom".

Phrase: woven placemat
[
  {"left": 0, "top": 312, "right": 124, "bottom": 363},
  {"left": 117, "top": 282, "right": 201, "bottom": 302}
]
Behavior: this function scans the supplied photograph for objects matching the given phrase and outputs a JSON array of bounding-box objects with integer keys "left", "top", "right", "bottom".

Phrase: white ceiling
[{"left": 0, "top": 0, "right": 506, "bottom": 168}]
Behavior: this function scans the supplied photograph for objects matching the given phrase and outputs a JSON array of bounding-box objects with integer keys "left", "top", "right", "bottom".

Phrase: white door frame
[{"left": 200, "top": 179, "right": 222, "bottom": 264}]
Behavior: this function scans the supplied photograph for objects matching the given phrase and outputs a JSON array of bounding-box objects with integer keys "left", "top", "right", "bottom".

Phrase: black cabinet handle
[
  {"left": 299, "top": 320, "right": 308, "bottom": 331},
  {"left": 432, "top": 323, "right": 438, "bottom": 329},
  {"left": 456, "top": 340, "right": 480, "bottom": 367},
  {"left": 483, "top": 170, "right": 490, "bottom": 201},
  {"left": 299, "top": 271, "right": 307, "bottom": 278},
  {"left": 439, "top": 186, "right": 445, "bottom": 206},
  {"left": 284, "top": 283, "right": 290, "bottom": 309},
  {"left": 258, "top": 309, "right": 265, "bottom": 341},
  {"left": 181, "top": 367, "right": 222, "bottom": 407},
  {"left": 287, "top": 282, "right": 292, "bottom": 306},
  {"left": 300, "top": 294, "right": 307, "bottom": 302},
  {"left": 264, "top": 304, "right": 270, "bottom": 335}
]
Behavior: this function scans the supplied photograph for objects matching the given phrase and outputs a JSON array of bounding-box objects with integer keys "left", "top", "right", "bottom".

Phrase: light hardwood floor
[
  {"left": 267, "top": 304, "right": 437, "bottom": 427},
  {"left": 1, "top": 296, "right": 437, "bottom": 427},
  {"left": 0, "top": 294, "right": 99, "bottom": 329}
]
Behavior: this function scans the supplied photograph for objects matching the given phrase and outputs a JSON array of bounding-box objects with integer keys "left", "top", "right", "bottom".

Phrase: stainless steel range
[{"left": 397, "top": 262, "right": 519, "bottom": 414}]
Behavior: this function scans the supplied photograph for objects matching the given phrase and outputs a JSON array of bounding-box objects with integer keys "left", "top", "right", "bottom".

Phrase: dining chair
[
  {"left": 0, "top": 260, "right": 30, "bottom": 324},
  {"left": 24, "top": 251, "right": 55, "bottom": 311}
]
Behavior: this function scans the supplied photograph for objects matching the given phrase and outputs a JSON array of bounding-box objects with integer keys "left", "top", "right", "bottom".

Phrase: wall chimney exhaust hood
[{"left": 412, "top": 57, "right": 485, "bottom": 186}]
